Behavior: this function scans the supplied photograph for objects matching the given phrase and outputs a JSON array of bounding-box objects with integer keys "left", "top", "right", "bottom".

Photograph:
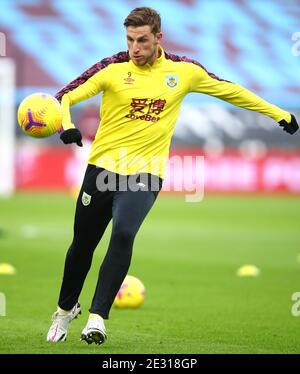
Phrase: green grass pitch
[{"left": 0, "top": 193, "right": 300, "bottom": 354}]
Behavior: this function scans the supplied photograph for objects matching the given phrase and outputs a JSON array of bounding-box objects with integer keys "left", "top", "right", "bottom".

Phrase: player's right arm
[
  {"left": 55, "top": 51, "right": 129, "bottom": 146},
  {"left": 60, "top": 71, "right": 106, "bottom": 131},
  {"left": 58, "top": 71, "right": 106, "bottom": 146}
]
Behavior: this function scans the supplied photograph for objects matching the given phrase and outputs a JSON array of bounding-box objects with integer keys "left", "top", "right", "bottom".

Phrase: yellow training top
[{"left": 56, "top": 48, "right": 290, "bottom": 178}]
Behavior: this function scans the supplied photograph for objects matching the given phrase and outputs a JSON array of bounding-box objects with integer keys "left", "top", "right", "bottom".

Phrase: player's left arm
[{"left": 188, "top": 63, "right": 299, "bottom": 135}]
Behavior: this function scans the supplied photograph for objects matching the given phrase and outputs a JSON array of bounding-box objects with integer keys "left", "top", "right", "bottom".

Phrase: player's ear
[{"left": 155, "top": 32, "right": 163, "bottom": 44}]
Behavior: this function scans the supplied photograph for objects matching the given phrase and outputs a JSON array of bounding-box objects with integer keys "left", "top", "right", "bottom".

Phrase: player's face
[{"left": 126, "top": 25, "right": 162, "bottom": 66}]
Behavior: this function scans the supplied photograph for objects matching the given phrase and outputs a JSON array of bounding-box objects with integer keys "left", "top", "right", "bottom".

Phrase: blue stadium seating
[{"left": 1, "top": 0, "right": 299, "bottom": 108}]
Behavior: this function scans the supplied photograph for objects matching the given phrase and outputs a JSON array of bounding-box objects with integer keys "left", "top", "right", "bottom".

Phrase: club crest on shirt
[
  {"left": 82, "top": 192, "right": 91, "bottom": 206},
  {"left": 166, "top": 74, "right": 178, "bottom": 88}
]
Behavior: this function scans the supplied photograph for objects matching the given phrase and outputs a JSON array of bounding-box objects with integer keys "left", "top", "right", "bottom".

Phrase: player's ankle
[
  {"left": 57, "top": 306, "right": 71, "bottom": 315},
  {"left": 89, "top": 312, "right": 103, "bottom": 320}
]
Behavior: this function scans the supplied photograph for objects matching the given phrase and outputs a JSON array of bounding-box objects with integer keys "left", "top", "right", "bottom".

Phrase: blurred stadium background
[
  {"left": 1, "top": 0, "right": 300, "bottom": 194},
  {"left": 1, "top": 0, "right": 300, "bottom": 354}
]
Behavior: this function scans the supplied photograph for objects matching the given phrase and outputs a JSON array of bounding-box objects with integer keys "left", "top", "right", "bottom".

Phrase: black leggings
[{"left": 58, "top": 165, "right": 161, "bottom": 319}]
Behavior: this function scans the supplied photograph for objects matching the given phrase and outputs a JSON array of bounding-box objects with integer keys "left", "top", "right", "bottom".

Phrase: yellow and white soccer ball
[
  {"left": 17, "top": 92, "right": 62, "bottom": 138},
  {"left": 114, "top": 275, "right": 145, "bottom": 308}
]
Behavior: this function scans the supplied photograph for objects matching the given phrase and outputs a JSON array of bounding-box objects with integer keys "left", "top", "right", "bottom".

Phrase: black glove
[
  {"left": 60, "top": 128, "right": 83, "bottom": 146},
  {"left": 278, "top": 114, "right": 299, "bottom": 135}
]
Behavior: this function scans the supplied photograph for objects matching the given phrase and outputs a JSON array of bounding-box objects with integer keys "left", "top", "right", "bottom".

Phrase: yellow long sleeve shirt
[{"left": 56, "top": 48, "right": 290, "bottom": 178}]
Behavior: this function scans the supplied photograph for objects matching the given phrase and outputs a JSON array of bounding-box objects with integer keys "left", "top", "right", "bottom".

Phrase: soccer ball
[
  {"left": 17, "top": 92, "right": 62, "bottom": 138},
  {"left": 113, "top": 275, "right": 145, "bottom": 308}
]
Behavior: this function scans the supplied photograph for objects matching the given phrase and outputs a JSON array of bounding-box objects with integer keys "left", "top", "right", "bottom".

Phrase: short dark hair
[{"left": 124, "top": 7, "right": 161, "bottom": 34}]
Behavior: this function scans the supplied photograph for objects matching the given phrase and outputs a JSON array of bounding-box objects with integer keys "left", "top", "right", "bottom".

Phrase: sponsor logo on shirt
[{"left": 125, "top": 98, "right": 167, "bottom": 122}]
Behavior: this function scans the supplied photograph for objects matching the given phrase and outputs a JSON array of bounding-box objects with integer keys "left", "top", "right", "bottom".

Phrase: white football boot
[
  {"left": 80, "top": 314, "right": 107, "bottom": 345},
  {"left": 46, "top": 302, "right": 81, "bottom": 342}
]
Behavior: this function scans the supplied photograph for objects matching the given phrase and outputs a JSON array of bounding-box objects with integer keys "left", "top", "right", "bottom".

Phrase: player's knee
[
  {"left": 112, "top": 226, "right": 136, "bottom": 246},
  {"left": 68, "top": 236, "right": 97, "bottom": 257}
]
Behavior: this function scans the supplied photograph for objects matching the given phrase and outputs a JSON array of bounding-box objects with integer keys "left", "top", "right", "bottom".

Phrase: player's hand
[
  {"left": 60, "top": 128, "right": 83, "bottom": 146},
  {"left": 278, "top": 114, "right": 299, "bottom": 135}
]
